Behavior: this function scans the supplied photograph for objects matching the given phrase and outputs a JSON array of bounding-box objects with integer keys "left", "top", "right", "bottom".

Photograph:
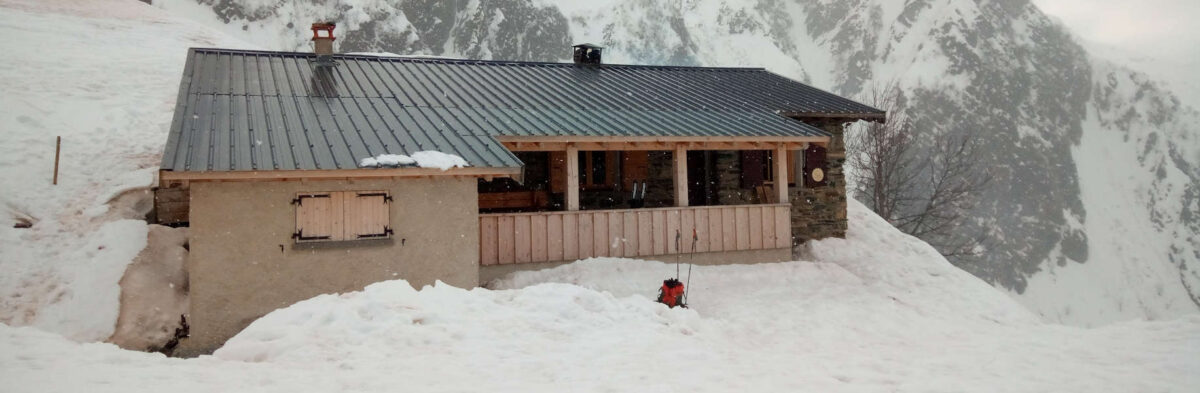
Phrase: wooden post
[
  {"left": 774, "top": 144, "right": 788, "bottom": 203},
  {"left": 53, "top": 136, "right": 61, "bottom": 185},
  {"left": 674, "top": 144, "right": 688, "bottom": 207},
  {"left": 566, "top": 144, "right": 580, "bottom": 211}
]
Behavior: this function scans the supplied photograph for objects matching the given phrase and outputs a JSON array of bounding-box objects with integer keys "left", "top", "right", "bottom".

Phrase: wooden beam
[
  {"left": 774, "top": 145, "right": 789, "bottom": 204},
  {"left": 501, "top": 140, "right": 816, "bottom": 152},
  {"left": 498, "top": 135, "right": 828, "bottom": 144},
  {"left": 566, "top": 144, "right": 580, "bottom": 211},
  {"left": 159, "top": 166, "right": 521, "bottom": 182},
  {"left": 674, "top": 144, "right": 688, "bottom": 207}
]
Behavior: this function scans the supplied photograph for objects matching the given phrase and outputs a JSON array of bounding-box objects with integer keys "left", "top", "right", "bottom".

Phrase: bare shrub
[{"left": 847, "top": 82, "right": 993, "bottom": 259}]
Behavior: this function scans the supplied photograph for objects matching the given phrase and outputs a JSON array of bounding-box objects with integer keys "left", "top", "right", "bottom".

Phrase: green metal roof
[{"left": 162, "top": 48, "right": 881, "bottom": 172}]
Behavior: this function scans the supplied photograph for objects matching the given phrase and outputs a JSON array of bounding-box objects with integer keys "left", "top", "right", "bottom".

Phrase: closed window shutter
[
  {"left": 294, "top": 192, "right": 343, "bottom": 241},
  {"left": 804, "top": 144, "right": 828, "bottom": 188},
  {"left": 740, "top": 151, "right": 766, "bottom": 188},
  {"left": 549, "top": 151, "right": 566, "bottom": 193},
  {"left": 347, "top": 191, "right": 391, "bottom": 239},
  {"left": 622, "top": 151, "right": 649, "bottom": 189}
]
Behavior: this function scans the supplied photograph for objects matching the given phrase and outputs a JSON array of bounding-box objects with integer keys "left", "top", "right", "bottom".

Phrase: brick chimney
[{"left": 311, "top": 22, "right": 336, "bottom": 66}]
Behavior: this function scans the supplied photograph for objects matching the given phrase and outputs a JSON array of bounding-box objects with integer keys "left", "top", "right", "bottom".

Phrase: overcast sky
[
  {"left": 1033, "top": 0, "right": 1199, "bottom": 56},
  {"left": 1031, "top": 0, "right": 1200, "bottom": 106}
]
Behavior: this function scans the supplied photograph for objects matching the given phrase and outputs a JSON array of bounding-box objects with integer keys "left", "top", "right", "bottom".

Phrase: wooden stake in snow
[{"left": 52, "top": 136, "right": 61, "bottom": 185}]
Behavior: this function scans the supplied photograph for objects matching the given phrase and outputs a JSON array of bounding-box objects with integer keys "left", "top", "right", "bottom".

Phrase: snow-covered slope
[
  {"left": 151, "top": 0, "right": 1200, "bottom": 326},
  {"left": 4, "top": 200, "right": 1197, "bottom": 392},
  {"left": 1019, "top": 58, "right": 1200, "bottom": 324},
  {"left": 0, "top": 0, "right": 254, "bottom": 341}
]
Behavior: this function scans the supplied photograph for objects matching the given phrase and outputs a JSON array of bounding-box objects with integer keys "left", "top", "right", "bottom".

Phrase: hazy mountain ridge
[{"left": 153, "top": 0, "right": 1199, "bottom": 324}]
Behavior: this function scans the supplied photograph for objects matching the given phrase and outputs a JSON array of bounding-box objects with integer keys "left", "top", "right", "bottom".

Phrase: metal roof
[{"left": 162, "top": 48, "right": 882, "bottom": 172}]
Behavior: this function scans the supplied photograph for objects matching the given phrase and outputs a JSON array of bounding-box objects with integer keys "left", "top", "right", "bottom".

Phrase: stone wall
[
  {"left": 715, "top": 150, "right": 758, "bottom": 205},
  {"left": 790, "top": 122, "right": 848, "bottom": 243},
  {"left": 644, "top": 151, "right": 675, "bottom": 207}
]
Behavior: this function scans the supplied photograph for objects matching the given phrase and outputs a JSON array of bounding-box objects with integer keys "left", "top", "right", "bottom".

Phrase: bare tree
[{"left": 847, "top": 82, "right": 993, "bottom": 259}]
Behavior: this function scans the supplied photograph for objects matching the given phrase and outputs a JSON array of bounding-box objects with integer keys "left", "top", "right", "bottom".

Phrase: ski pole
[
  {"left": 674, "top": 230, "right": 681, "bottom": 278},
  {"left": 685, "top": 228, "right": 696, "bottom": 305}
]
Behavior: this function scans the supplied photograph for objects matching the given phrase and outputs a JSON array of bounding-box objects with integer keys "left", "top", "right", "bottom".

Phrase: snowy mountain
[
  {"left": 150, "top": 0, "right": 1200, "bottom": 326},
  {"left": 0, "top": 2, "right": 1196, "bottom": 390}
]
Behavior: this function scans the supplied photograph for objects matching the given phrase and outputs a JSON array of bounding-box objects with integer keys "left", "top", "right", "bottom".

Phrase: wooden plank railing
[{"left": 479, "top": 204, "right": 791, "bottom": 266}]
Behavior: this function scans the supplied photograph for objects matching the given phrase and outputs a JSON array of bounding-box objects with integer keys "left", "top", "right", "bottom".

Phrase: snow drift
[
  {"left": 0, "top": 0, "right": 254, "bottom": 342},
  {"left": 195, "top": 200, "right": 1200, "bottom": 392}
]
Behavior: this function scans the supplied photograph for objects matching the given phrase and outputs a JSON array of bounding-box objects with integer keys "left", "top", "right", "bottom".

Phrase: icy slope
[
  {"left": 0, "top": 0, "right": 254, "bottom": 341},
  {"left": 6, "top": 200, "right": 1194, "bottom": 392}
]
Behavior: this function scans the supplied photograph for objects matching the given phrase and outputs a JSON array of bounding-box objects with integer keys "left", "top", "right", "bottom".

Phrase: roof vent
[
  {"left": 311, "top": 22, "right": 336, "bottom": 66},
  {"left": 572, "top": 43, "right": 602, "bottom": 65}
]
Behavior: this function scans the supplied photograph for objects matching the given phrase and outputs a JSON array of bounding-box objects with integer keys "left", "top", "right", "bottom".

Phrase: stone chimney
[
  {"left": 311, "top": 22, "right": 336, "bottom": 66},
  {"left": 572, "top": 43, "right": 602, "bottom": 65}
]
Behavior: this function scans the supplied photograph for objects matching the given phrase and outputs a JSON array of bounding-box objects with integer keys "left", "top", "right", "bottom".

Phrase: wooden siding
[
  {"left": 154, "top": 186, "right": 189, "bottom": 225},
  {"left": 478, "top": 204, "right": 792, "bottom": 266}
]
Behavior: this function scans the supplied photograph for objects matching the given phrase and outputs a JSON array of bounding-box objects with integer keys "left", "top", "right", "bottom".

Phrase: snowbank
[
  {"left": 0, "top": 201, "right": 1196, "bottom": 391},
  {"left": 358, "top": 151, "right": 469, "bottom": 170},
  {"left": 0, "top": 0, "right": 255, "bottom": 341},
  {"left": 216, "top": 280, "right": 700, "bottom": 366},
  {"left": 196, "top": 200, "right": 1199, "bottom": 392}
]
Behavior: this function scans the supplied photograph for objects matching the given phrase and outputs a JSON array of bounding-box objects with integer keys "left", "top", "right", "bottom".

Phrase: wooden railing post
[
  {"left": 774, "top": 144, "right": 788, "bottom": 203},
  {"left": 674, "top": 144, "right": 688, "bottom": 207},
  {"left": 566, "top": 144, "right": 580, "bottom": 211}
]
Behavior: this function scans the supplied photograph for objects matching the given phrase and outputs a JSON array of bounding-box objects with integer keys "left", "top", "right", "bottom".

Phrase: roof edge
[
  {"left": 184, "top": 47, "right": 769, "bottom": 72},
  {"left": 159, "top": 166, "right": 522, "bottom": 182},
  {"left": 494, "top": 135, "right": 831, "bottom": 143},
  {"left": 782, "top": 111, "right": 887, "bottom": 123}
]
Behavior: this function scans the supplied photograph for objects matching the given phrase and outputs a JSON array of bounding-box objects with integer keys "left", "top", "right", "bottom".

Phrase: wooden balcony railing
[{"left": 479, "top": 204, "right": 791, "bottom": 265}]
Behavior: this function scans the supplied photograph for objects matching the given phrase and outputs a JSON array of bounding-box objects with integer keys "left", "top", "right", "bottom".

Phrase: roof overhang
[
  {"left": 159, "top": 166, "right": 522, "bottom": 183},
  {"left": 495, "top": 135, "right": 830, "bottom": 151},
  {"left": 781, "top": 111, "right": 887, "bottom": 124}
]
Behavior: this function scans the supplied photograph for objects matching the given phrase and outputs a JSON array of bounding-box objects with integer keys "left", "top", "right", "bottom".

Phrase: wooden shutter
[
  {"left": 622, "top": 151, "right": 649, "bottom": 189},
  {"left": 740, "top": 151, "right": 766, "bottom": 188},
  {"left": 605, "top": 151, "right": 620, "bottom": 188},
  {"left": 294, "top": 192, "right": 343, "bottom": 242},
  {"left": 549, "top": 151, "right": 566, "bottom": 193},
  {"left": 804, "top": 145, "right": 828, "bottom": 188},
  {"left": 792, "top": 151, "right": 804, "bottom": 185},
  {"left": 345, "top": 191, "right": 391, "bottom": 239}
]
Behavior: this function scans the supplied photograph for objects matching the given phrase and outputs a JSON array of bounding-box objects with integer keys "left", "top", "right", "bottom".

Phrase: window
[
  {"left": 293, "top": 191, "right": 392, "bottom": 242},
  {"left": 762, "top": 150, "right": 798, "bottom": 187},
  {"left": 549, "top": 151, "right": 620, "bottom": 192},
  {"left": 579, "top": 151, "right": 613, "bottom": 189}
]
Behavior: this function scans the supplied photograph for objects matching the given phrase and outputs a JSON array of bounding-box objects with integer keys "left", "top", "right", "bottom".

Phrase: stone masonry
[
  {"left": 790, "top": 122, "right": 848, "bottom": 243},
  {"left": 644, "top": 151, "right": 674, "bottom": 207},
  {"left": 715, "top": 150, "right": 758, "bottom": 205}
]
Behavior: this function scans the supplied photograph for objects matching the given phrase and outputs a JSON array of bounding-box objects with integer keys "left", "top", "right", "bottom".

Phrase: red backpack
[{"left": 657, "top": 278, "right": 686, "bottom": 308}]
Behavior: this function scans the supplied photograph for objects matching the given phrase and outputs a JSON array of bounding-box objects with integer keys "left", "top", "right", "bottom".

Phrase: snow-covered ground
[
  {"left": 4, "top": 200, "right": 1197, "bottom": 392},
  {"left": 0, "top": 0, "right": 253, "bottom": 341},
  {"left": 0, "top": 0, "right": 1197, "bottom": 391}
]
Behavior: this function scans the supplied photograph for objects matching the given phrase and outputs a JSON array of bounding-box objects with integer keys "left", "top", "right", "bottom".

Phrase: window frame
[{"left": 579, "top": 151, "right": 616, "bottom": 190}]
